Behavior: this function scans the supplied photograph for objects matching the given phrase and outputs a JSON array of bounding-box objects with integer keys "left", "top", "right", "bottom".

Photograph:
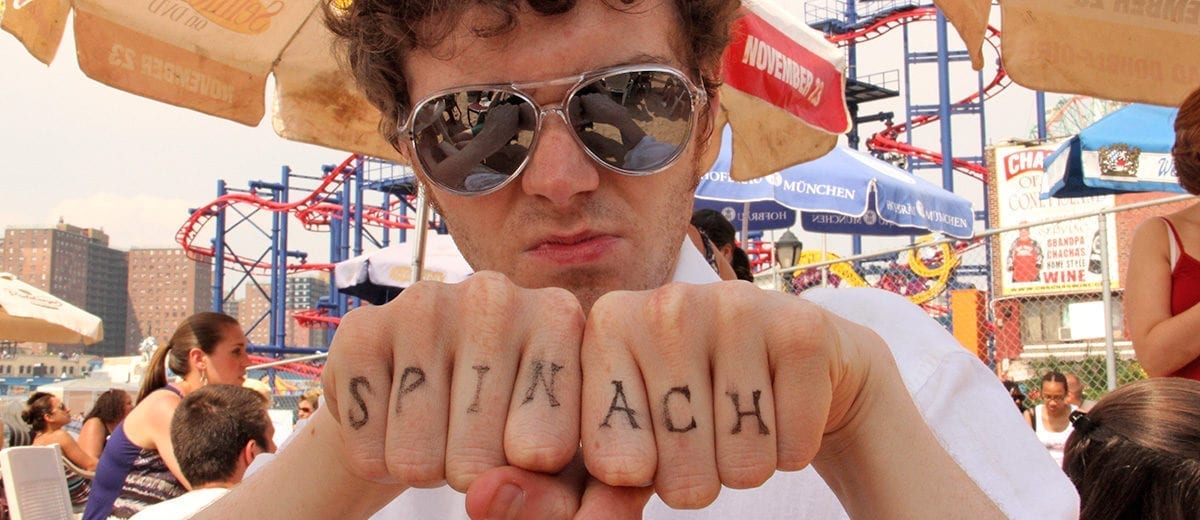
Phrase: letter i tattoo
[{"left": 468, "top": 365, "right": 490, "bottom": 413}]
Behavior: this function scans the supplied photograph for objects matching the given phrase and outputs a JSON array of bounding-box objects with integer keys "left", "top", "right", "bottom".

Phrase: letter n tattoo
[
  {"left": 663, "top": 386, "right": 697, "bottom": 433},
  {"left": 347, "top": 377, "right": 372, "bottom": 430},
  {"left": 522, "top": 360, "right": 562, "bottom": 407},
  {"left": 394, "top": 367, "right": 427, "bottom": 414},
  {"left": 600, "top": 380, "right": 640, "bottom": 429},
  {"left": 727, "top": 390, "right": 770, "bottom": 435}
]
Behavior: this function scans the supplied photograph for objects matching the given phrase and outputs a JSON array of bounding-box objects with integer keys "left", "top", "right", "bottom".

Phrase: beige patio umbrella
[
  {"left": 1, "top": 0, "right": 849, "bottom": 181},
  {"left": 0, "top": 273, "right": 103, "bottom": 345},
  {"left": 933, "top": 0, "right": 1200, "bottom": 107}
]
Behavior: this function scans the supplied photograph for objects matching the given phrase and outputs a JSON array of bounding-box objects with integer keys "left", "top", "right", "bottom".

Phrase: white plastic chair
[{"left": 0, "top": 444, "right": 73, "bottom": 520}]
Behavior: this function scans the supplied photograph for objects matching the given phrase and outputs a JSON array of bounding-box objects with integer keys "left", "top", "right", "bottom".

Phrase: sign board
[{"left": 989, "top": 144, "right": 1120, "bottom": 297}]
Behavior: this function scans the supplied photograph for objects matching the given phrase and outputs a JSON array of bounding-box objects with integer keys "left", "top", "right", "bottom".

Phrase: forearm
[
  {"left": 194, "top": 409, "right": 405, "bottom": 518},
  {"left": 812, "top": 344, "right": 1003, "bottom": 519},
  {"left": 1133, "top": 305, "right": 1200, "bottom": 376}
]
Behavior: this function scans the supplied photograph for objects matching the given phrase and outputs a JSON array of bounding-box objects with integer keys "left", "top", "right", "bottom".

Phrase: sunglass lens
[
  {"left": 411, "top": 91, "right": 534, "bottom": 194},
  {"left": 571, "top": 70, "right": 694, "bottom": 173}
]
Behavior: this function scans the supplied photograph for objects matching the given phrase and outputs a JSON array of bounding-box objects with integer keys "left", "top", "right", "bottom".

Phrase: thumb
[{"left": 465, "top": 463, "right": 652, "bottom": 520}]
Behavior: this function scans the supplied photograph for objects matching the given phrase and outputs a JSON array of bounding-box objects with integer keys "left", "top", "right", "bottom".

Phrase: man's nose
[{"left": 520, "top": 110, "right": 600, "bottom": 206}]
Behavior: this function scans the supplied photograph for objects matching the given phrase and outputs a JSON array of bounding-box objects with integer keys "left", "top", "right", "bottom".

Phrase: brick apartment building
[
  {"left": 0, "top": 222, "right": 128, "bottom": 356},
  {"left": 127, "top": 248, "right": 213, "bottom": 350},
  {"left": 237, "top": 275, "right": 331, "bottom": 349}
]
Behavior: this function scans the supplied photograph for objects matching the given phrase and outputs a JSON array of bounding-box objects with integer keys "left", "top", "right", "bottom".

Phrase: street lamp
[
  {"left": 774, "top": 230, "right": 802, "bottom": 270},
  {"left": 774, "top": 230, "right": 802, "bottom": 293}
]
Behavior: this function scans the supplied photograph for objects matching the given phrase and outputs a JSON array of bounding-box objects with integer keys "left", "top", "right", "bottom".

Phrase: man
[
  {"left": 199, "top": 1, "right": 1076, "bottom": 518},
  {"left": 132, "top": 385, "right": 275, "bottom": 519},
  {"left": 1008, "top": 226, "right": 1043, "bottom": 283},
  {"left": 1064, "top": 373, "right": 1096, "bottom": 412}
]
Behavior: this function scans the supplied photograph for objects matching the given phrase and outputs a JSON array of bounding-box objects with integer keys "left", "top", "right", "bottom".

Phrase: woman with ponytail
[
  {"left": 84, "top": 311, "right": 250, "bottom": 520},
  {"left": 23, "top": 392, "right": 97, "bottom": 509}
]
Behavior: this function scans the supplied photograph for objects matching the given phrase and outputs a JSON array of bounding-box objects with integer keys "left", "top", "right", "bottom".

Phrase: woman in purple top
[{"left": 84, "top": 312, "right": 251, "bottom": 520}]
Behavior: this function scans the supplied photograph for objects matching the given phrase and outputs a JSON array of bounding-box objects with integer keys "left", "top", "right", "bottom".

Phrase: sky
[{"left": 0, "top": 7, "right": 1069, "bottom": 267}]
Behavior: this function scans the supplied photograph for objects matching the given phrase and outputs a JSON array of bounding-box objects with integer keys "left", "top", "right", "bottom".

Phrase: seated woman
[
  {"left": 77, "top": 389, "right": 134, "bottom": 460},
  {"left": 84, "top": 311, "right": 251, "bottom": 520},
  {"left": 22, "top": 392, "right": 98, "bottom": 509},
  {"left": 1063, "top": 378, "right": 1200, "bottom": 519}
]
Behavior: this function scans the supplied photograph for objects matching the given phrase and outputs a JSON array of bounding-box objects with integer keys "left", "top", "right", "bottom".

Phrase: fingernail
[{"left": 487, "top": 483, "right": 525, "bottom": 520}]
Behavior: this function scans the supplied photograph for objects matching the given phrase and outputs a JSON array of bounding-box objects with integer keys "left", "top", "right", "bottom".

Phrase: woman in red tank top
[{"left": 1125, "top": 85, "right": 1200, "bottom": 381}]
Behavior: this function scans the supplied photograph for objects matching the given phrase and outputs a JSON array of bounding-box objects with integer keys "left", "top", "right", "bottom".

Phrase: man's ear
[{"left": 241, "top": 440, "right": 261, "bottom": 466}]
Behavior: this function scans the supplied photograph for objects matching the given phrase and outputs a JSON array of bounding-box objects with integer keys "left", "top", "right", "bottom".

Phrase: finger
[
  {"left": 766, "top": 298, "right": 835, "bottom": 471},
  {"left": 575, "top": 479, "right": 654, "bottom": 520},
  {"left": 581, "top": 291, "right": 657, "bottom": 488},
  {"left": 380, "top": 282, "right": 452, "bottom": 487},
  {"left": 464, "top": 462, "right": 653, "bottom": 520},
  {"left": 711, "top": 286, "right": 777, "bottom": 488},
  {"left": 504, "top": 287, "right": 585, "bottom": 475},
  {"left": 613, "top": 285, "right": 722, "bottom": 509},
  {"left": 464, "top": 462, "right": 584, "bottom": 520},
  {"left": 323, "top": 304, "right": 400, "bottom": 483},
  {"left": 443, "top": 273, "right": 526, "bottom": 491}
]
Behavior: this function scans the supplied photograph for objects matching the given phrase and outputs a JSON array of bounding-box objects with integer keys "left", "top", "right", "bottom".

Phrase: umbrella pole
[
  {"left": 741, "top": 202, "right": 750, "bottom": 243},
  {"left": 822, "top": 234, "right": 829, "bottom": 286},
  {"left": 410, "top": 184, "right": 431, "bottom": 284},
  {"left": 1098, "top": 214, "right": 1117, "bottom": 391}
]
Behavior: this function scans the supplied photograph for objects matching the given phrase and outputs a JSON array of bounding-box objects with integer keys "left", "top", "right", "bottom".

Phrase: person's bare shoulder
[{"left": 1130, "top": 216, "right": 1171, "bottom": 259}]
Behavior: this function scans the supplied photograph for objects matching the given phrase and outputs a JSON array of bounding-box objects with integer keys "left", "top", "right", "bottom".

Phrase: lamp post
[{"left": 774, "top": 230, "right": 802, "bottom": 293}]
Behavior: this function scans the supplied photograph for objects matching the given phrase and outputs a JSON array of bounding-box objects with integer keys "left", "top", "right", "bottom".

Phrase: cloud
[{"left": 46, "top": 193, "right": 193, "bottom": 250}]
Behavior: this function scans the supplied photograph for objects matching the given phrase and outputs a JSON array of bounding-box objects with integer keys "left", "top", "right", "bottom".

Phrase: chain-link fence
[{"left": 764, "top": 193, "right": 1193, "bottom": 407}]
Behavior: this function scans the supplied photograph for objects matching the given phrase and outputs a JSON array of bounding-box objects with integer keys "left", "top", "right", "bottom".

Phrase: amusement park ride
[{"left": 174, "top": 2, "right": 1031, "bottom": 379}]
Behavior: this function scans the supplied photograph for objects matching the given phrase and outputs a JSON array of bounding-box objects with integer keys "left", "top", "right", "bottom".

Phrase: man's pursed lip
[{"left": 526, "top": 232, "right": 620, "bottom": 265}]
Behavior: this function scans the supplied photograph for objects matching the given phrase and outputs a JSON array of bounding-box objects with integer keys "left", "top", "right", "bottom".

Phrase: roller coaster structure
[{"left": 177, "top": 2, "right": 1012, "bottom": 380}]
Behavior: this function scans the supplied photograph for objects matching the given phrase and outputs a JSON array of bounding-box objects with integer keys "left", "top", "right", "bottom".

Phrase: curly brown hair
[
  {"left": 324, "top": 0, "right": 740, "bottom": 150},
  {"left": 1174, "top": 85, "right": 1200, "bottom": 195}
]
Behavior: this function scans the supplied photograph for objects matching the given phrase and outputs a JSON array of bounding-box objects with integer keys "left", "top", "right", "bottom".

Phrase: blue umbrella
[
  {"left": 1042, "top": 104, "right": 1184, "bottom": 199},
  {"left": 692, "top": 199, "right": 796, "bottom": 232},
  {"left": 696, "top": 128, "right": 975, "bottom": 239}
]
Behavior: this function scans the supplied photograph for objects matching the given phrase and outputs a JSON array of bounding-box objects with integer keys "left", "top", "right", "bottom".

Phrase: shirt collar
[{"left": 671, "top": 238, "right": 721, "bottom": 284}]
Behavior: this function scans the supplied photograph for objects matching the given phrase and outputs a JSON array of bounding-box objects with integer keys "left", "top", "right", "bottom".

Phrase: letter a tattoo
[
  {"left": 600, "top": 380, "right": 640, "bottom": 429},
  {"left": 468, "top": 365, "right": 490, "bottom": 413},
  {"left": 347, "top": 377, "right": 372, "bottom": 430},
  {"left": 522, "top": 360, "right": 563, "bottom": 407},
  {"left": 727, "top": 390, "right": 770, "bottom": 435},
  {"left": 663, "top": 386, "right": 697, "bottom": 433},
  {"left": 394, "top": 367, "right": 427, "bottom": 414}
]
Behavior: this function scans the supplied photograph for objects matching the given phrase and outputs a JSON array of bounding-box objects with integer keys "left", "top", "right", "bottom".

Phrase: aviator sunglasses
[{"left": 400, "top": 64, "right": 707, "bottom": 196}]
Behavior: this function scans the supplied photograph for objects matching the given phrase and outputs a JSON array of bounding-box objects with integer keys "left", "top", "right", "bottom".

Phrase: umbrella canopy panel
[
  {"left": 0, "top": 272, "right": 103, "bottom": 345},
  {"left": 930, "top": 0, "right": 1200, "bottom": 107},
  {"left": 1043, "top": 104, "right": 1185, "bottom": 198},
  {"left": 1, "top": 0, "right": 399, "bottom": 162},
  {"left": 697, "top": 128, "right": 975, "bottom": 238},
  {"left": 4, "top": 0, "right": 851, "bottom": 182},
  {"left": 334, "top": 233, "right": 473, "bottom": 305}
]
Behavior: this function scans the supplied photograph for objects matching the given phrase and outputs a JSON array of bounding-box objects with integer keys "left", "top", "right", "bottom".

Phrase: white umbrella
[
  {"left": 0, "top": 272, "right": 103, "bottom": 345},
  {"left": 334, "top": 233, "right": 473, "bottom": 305}
]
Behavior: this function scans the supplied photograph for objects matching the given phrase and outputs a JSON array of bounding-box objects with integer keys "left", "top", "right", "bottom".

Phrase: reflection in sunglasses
[{"left": 404, "top": 64, "right": 704, "bottom": 196}]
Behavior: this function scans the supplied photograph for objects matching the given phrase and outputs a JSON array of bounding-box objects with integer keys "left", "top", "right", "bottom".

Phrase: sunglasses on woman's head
[{"left": 400, "top": 64, "right": 707, "bottom": 196}]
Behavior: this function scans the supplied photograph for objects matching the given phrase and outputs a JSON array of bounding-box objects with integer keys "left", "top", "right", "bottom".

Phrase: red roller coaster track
[
  {"left": 175, "top": 154, "right": 416, "bottom": 274},
  {"left": 834, "top": 6, "right": 1008, "bottom": 181}
]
